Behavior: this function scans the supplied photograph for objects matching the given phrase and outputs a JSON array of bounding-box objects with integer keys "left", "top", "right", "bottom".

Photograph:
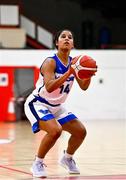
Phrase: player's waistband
[{"left": 33, "top": 94, "right": 61, "bottom": 107}]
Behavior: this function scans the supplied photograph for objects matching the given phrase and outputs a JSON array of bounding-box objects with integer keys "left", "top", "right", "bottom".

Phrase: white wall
[
  {"left": 0, "top": 49, "right": 126, "bottom": 120},
  {"left": 0, "top": 5, "right": 19, "bottom": 25}
]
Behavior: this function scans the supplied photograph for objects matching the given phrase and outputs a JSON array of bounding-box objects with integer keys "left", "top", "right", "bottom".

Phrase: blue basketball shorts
[{"left": 24, "top": 94, "right": 77, "bottom": 133}]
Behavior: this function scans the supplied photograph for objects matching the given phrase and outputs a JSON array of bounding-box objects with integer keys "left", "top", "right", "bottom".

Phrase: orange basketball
[{"left": 71, "top": 55, "right": 97, "bottom": 79}]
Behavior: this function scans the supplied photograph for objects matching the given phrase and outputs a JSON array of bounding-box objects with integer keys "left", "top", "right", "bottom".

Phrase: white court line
[
  {"left": 0, "top": 138, "right": 14, "bottom": 144},
  {"left": 0, "top": 129, "right": 15, "bottom": 144}
]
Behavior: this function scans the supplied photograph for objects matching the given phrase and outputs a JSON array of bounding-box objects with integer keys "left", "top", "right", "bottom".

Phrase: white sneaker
[
  {"left": 30, "top": 161, "right": 47, "bottom": 178},
  {"left": 59, "top": 152, "right": 80, "bottom": 174}
]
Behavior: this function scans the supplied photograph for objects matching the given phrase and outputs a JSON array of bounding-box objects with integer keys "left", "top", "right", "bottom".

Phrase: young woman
[{"left": 24, "top": 29, "right": 92, "bottom": 178}]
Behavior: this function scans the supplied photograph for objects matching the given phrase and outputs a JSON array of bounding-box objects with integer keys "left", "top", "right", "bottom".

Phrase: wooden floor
[{"left": 0, "top": 119, "right": 126, "bottom": 180}]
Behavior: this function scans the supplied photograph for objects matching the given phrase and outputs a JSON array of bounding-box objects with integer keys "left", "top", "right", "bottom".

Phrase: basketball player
[{"left": 24, "top": 29, "right": 91, "bottom": 178}]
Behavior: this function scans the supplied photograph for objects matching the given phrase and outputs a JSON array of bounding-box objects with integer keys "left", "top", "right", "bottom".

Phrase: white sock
[
  {"left": 35, "top": 156, "right": 43, "bottom": 162},
  {"left": 64, "top": 151, "right": 73, "bottom": 158}
]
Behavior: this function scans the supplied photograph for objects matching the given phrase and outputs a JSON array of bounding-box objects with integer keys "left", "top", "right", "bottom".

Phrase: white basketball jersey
[{"left": 32, "top": 54, "right": 75, "bottom": 105}]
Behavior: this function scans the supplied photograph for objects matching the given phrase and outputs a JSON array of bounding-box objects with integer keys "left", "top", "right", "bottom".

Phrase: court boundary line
[
  {"left": 0, "top": 164, "right": 31, "bottom": 175},
  {"left": 0, "top": 164, "right": 126, "bottom": 179}
]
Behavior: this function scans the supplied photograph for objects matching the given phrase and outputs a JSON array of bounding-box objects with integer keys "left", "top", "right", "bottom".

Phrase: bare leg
[
  {"left": 37, "top": 119, "right": 62, "bottom": 158},
  {"left": 30, "top": 119, "right": 62, "bottom": 178},
  {"left": 62, "top": 119, "right": 87, "bottom": 155}
]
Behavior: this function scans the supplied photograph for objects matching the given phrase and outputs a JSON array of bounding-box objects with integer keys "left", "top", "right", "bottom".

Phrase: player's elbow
[
  {"left": 81, "top": 86, "right": 89, "bottom": 91},
  {"left": 46, "top": 83, "right": 57, "bottom": 93},
  {"left": 46, "top": 86, "right": 54, "bottom": 93},
  {"left": 79, "top": 83, "right": 90, "bottom": 90},
  {"left": 45, "top": 81, "right": 55, "bottom": 93}
]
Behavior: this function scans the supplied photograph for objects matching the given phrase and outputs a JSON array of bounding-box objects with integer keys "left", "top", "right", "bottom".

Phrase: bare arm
[
  {"left": 41, "top": 58, "right": 73, "bottom": 93},
  {"left": 74, "top": 72, "right": 91, "bottom": 90}
]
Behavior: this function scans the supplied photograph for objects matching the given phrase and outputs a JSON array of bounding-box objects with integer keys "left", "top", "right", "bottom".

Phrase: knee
[
  {"left": 83, "top": 126, "right": 87, "bottom": 138},
  {"left": 49, "top": 126, "right": 62, "bottom": 139},
  {"left": 77, "top": 126, "right": 87, "bottom": 140}
]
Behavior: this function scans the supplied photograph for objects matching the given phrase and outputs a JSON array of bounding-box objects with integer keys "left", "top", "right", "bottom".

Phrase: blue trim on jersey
[
  {"left": 41, "top": 114, "right": 55, "bottom": 121},
  {"left": 66, "top": 76, "right": 74, "bottom": 82},
  {"left": 38, "top": 86, "right": 43, "bottom": 93},
  {"left": 32, "top": 122, "right": 40, "bottom": 133},
  {"left": 28, "top": 97, "right": 55, "bottom": 133},
  {"left": 52, "top": 54, "right": 72, "bottom": 74},
  {"left": 33, "top": 95, "right": 60, "bottom": 107},
  {"left": 28, "top": 98, "right": 40, "bottom": 133},
  {"left": 29, "top": 99, "right": 40, "bottom": 120},
  {"left": 58, "top": 114, "right": 77, "bottom": 125}
]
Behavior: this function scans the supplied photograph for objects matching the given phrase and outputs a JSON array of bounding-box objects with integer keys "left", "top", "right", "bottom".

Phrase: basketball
[{"left": 71, "top": 55, "right": 97, "bottom": 79}]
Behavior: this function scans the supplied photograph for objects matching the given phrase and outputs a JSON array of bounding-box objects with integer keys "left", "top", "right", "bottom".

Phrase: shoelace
[
  {"left": 67, "top": 158, "right": 77, "bottom": 169},
  {"left": 36, "top": 162, "right": 47, "bottom": 171}
]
